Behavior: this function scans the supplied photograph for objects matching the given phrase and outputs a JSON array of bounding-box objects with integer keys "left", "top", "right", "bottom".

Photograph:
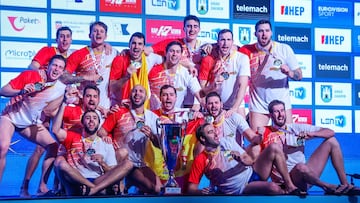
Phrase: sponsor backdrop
[{"left": 1, "top": 0, "right": 360, "bottom": 195}]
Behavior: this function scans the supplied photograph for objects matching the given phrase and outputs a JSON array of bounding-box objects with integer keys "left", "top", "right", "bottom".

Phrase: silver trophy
[{"left": 157, "top": 120, "right": 187, "bottom": 194}]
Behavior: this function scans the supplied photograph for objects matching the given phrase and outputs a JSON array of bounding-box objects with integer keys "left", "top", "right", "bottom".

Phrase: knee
[
  {"left": 293, "top": 163, "right": 309, "bottom": 174},
  {"left": 324, "top": 137, "right": 340, "bottom": 149},
  {"left": 54, "top": 156, "right": 68, "bottom": 170},
  {"left": 266, "top": 143, "right": 282, "bottom": 154},
  {"left": 0, "top": 141, "right": 10, "bottom": 156},
  {"left": 123, "top": 159, "right": 134, "bottom": 172},
  {"left": 268, "top": 182, "right": 284, "bottom": 194},
  {"left": 116, "top": 148, "right": 128, "bottom": 163}
]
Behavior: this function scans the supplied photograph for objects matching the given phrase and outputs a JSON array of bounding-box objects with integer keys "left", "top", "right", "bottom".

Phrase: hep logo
[
  {"left": 280, "top": 6, "right": 304, "bottom": 16},
  {"left": 321, "top": 35, "right": 344, "bottom": 45}
]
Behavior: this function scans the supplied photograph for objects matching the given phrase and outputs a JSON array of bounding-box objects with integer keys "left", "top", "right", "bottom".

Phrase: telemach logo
[
  {"left": 318, "top": 63, "right": 348, "bottom": 71},
  {"left": 277, "top": 34, "right": 308, "bottom": 43},
  {"left": 236, "top": 4, "right": 268, "bottom": 13}
]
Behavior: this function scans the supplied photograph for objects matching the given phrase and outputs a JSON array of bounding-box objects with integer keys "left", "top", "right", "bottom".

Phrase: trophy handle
[{"left": 156, "top": 118, "right": 167, "bottom": 159}]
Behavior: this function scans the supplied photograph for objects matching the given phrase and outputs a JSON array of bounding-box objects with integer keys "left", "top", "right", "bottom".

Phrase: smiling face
[
  {"left": 270, "top": 103, "right": 287, "bottom": 128},
  {"left": 130, "top": 85, "right": 147, "bottom": 109},
  {"left": 129, "top": 36, "right": 145, "bottom": 61},
  {"left": 46, "top": 58, "right": 65, "bottom": 82},
  {"left": 184, "top": 19, "right": 200, "bottom": 41},
  {"left": 165, "top": 44, "right": 182, "bottom": 66}
]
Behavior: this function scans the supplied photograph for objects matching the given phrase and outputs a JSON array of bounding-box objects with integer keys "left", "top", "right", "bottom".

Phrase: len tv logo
[
  {"left": 321, "top": 85, "right": 332, "bottom": 103},
  {"left": 281, "top": 5, "right": 304, "bottom": 16},
  {"left": 152, "top": 0, "right": 180, "bottom": 10},
  {"left": 290, "top": 87, "right": 306, "bottom": 100},
  {"left": 199, "top": 28, "right": 221, "bottom": 41},
  {"left": 321, "top": 115, "right": 346, "bottom": 128},
  {"left": 321, "top": 35, "right": 344, "bottom": 45},
  {"left": 197, "top": 0, "right": 208, "bottom": 15}
]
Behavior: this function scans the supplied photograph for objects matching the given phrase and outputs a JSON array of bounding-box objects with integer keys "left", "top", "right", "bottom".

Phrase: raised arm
[{"left": 51, "top": 101, "right": 68, "bottom": 142}]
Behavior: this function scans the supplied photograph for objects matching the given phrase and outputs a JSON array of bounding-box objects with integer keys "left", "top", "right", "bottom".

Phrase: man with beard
[
  {"left": 148, "top": 41, "right": 203, "bottom": 110},
  {"left": 238, "top": 19, "right": 302, "bottom": 131},
  {"left": 152, "top": 84, "right": 203, "bottom": 192},
  {"left": 0, "top": 55, "right": 66, "bottom": 186},
  {"left": 259, "top": 100, "right": 360, "bottom": 195},
  {"left": 61, "top": 84, "right": 103, "bottom": 133},
  {"left": 187, "top": 123, "right": 302, "bottom": 195},
  {"left": 109, "top": 32, "right": 162, "bottom": 107},
  {"left": 52, "top": 110, "right": 133, "bottom": 196},
  {"left": 195, "top": 92, "right": 261, "bottom": 159},
  {"left": 199, "top": 29, "right": 250, "bottom": 118},
  {"left": 98, "top": 85, "right": 162, "bottom": 194}
]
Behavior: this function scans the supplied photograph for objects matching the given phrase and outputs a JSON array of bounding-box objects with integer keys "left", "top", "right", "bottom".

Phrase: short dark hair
[
  {"left": 81, "top": 109, "right": 100, "bottom": 124},
  {"left": 129, "top": 32, "right": 145, "bottom": 46},
  {"left": 205, "top": 91, "right": 222, "bottom": 104},
  {"left": 81, "top": 110, "right": 100, "bottom": 125},
  {"left": 196, "top": 123, "right": 211, "bottom": 145},
  {"left": 268, "top": 100, "right": 285, "bottom": 113},
  {"left": 83, "top": 84, "right": 100, "bottom": 97},
  {"left": 255, "top": 19, "right": 272, "bottom": 32},
  {"left": 89, "top": 21, "right": 108, "bottom": 34},
  {"left": 160, "top": 84, "right": 177, "bottom": 96},
  {"left": 183, "top": 15, "right": 200, "bottom": 27},
  {"left": 165, "top": 41, "right": 183, "bottom": 53},
  {"left": 56, "top": 26, "right": 72, "bottom": 40},
  {"left": 48, "top": 55, "right": 66, "bottom": 69},
  {"left": 218, "top": 29, "right": 233, "bottom": 40}
]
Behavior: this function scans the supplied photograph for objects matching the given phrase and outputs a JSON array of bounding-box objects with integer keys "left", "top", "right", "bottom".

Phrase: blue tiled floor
[{"left": 1, "top": 133, "right": 360, "bottom": 197}]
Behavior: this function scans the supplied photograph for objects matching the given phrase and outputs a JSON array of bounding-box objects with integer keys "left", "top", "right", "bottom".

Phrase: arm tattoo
[{"left": 292, "top": 70, "right": 301, "bottom": 81}]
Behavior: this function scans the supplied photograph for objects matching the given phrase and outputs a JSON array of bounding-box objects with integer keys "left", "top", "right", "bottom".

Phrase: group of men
[{"left": 0, "top": 15, "right": 358, "bottom": 197}]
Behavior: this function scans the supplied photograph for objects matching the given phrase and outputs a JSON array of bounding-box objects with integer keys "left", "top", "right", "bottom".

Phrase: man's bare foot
[{"left": 19, "top": 187, "right": 31, "bottom": 198}]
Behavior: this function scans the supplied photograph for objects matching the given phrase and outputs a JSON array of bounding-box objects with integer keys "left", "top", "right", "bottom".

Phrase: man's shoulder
[
  {"left": 65, "top": 130, "right": 81, "bottom": 141},
  {"left": 70, "top": 46, "right": 89, "bottom": 56},
  {"left": 114, "top": 53, "right": 130, "bottom": 60},
  {"left": 18, "top": 70, "right": 41, "bottom": 79},
  {"left": 111, "top": 107, "right": 130, "bottom": 117},
  {"left": 145, "top": 109, "right": 159, "bottom": 117},
  {"left": 37, "top": 46, "right": 55, "bottom": 52}
]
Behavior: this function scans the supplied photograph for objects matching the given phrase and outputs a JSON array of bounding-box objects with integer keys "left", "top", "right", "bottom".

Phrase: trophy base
[{"left": 163, "top": 186, "right": 182, "bottom": 195}]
